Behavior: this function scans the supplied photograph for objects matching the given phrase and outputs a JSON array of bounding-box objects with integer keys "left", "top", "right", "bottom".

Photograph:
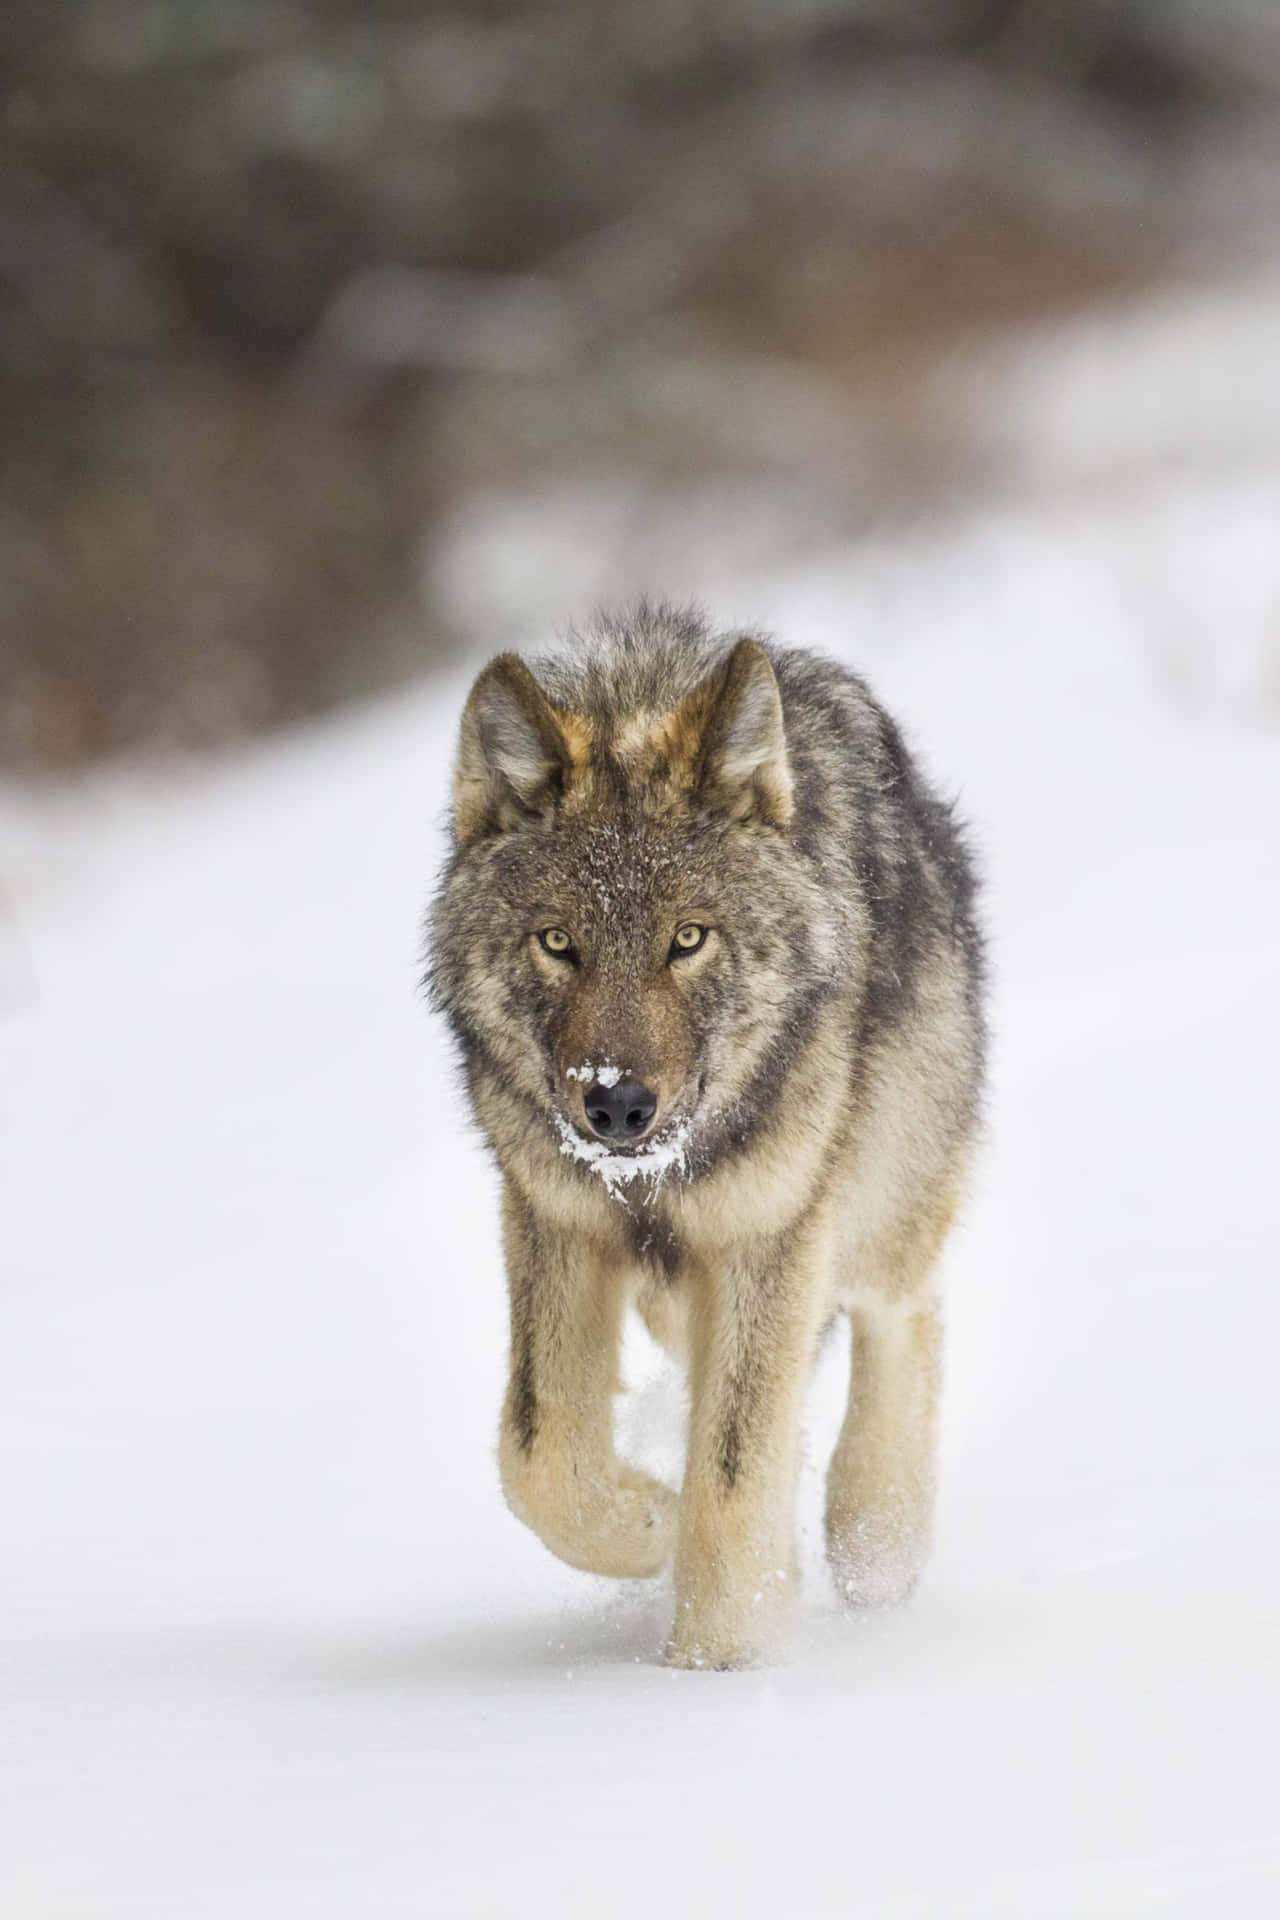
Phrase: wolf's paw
[
  {"left": 663, "top": 1628, "right": 764, "bottom": 1672},
  {"left": 825, "top": 1506, "right": 928, "bottom": 1610},
  {"left": 504, "top": 1455, "right": 677, "bottom": 1580},
  {"left": 664, "top": 1567, "right": 793, "bottom": 1671},
  {"left": 584, "top": 1470, "right": 678, "bottom": 1579}
]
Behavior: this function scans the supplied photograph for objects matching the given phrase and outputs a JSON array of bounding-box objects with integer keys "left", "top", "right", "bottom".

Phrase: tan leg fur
[
  {"left": 497, "top": 1185, "right": 677, "bottom": 1579},
  {"left": 665, "top": 1213, "right": 831, "bottom": 1669},
  {"left": 825, "top": 1164, "right": 963, "bottom": 1607},
  {"left": 825, "top": 1295, "right": 944, "bottom": 1607}
]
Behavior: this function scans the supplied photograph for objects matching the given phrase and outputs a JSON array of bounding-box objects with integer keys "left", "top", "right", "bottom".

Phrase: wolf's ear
[
  {"left": 696, "top": 638, "right": 793, "bottom": 826},
  {"left": 454, "top": 654, "right": 577, "bottom": 843}
]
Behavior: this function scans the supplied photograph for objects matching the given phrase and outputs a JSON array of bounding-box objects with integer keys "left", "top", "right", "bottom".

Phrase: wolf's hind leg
[
  {"left": 825, "top": 1294, "right": 942, "bottom": 1608},
  {"left": 498, "top": 1185, "right": 677, "bottom": 1580}
]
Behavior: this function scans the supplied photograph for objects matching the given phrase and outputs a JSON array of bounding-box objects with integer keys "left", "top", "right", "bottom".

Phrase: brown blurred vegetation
[{"left": 4, "top": 0, "right": 1280, "bottom": 770}]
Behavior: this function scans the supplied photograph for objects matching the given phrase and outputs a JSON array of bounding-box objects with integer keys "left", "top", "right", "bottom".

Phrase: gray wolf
[{"left": 427, "top": 602, "right": 985, "bottom": 1668}]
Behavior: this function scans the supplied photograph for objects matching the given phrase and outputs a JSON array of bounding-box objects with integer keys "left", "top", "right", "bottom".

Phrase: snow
[
  {"left": 564, "top": 1062, "right": 626, "bottom": 1086},
  {"left": 4, "top": 281, "right": 1280, "bottom": 1915},
  {"left": 553, "top": 1110, "right": 692, "bottom": 1200}
]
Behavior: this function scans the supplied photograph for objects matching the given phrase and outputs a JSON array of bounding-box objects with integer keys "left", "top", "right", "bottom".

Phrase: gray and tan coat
[{"left": 428, "top": 604, "right": 985, "bottom": 1668}]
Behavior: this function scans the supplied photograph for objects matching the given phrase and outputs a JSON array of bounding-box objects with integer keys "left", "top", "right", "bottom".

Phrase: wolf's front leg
[
  {"left": 497, "top": 1185, "right": 676, "bottom": 1579},
  {"left": 667, "top": 1236, "right": 825, "bottom": 1669}
]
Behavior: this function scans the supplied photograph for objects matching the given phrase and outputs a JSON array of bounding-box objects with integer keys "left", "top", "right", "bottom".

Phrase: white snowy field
[{"left": 4, "top": 292, "right": 1280, "bottom": 1916}]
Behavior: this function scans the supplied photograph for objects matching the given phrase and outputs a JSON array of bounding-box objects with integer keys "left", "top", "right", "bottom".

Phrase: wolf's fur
[{"left": 428, "top": 603, "right": 985, "bottom": 1667}]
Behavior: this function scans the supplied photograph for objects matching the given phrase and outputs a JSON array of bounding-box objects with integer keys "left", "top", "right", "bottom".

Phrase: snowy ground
[{"left": 4, "top": 284, "right": 1280, "bottom": 1916}]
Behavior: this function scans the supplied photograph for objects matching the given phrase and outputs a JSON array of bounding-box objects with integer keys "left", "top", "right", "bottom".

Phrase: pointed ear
[
  {"left": 697, "top": 639, "right": 793, "bottom": 826},
  {"left": 453, "top": 654, "right": 579, "bottom": 844}
]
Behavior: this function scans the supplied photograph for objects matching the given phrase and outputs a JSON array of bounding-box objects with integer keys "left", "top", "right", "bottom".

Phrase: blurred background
[
  {"left": 4, "top": 0, "right": 1280, "bottom": 771},
  {"left": 5, "top": 9, "right": 1280, "bottom": 1916}
]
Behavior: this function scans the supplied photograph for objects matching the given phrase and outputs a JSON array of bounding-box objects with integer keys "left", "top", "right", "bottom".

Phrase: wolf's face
[{"left": 431, "top": 639, "right": 846, "bottom": 1180}]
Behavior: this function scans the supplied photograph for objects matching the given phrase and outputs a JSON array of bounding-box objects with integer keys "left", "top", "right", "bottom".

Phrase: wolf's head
[{"left": 430, "top": 619, "right": 847, "bottom": 1188}]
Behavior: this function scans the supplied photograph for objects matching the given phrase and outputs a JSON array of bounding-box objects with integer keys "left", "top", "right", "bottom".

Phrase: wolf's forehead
[{"left": 552, "top": 818, "right": 695, "bottom": 920}]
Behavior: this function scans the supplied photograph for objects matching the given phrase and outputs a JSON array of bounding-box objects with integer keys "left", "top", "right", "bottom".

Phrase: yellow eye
[
  {"left": 670, "top": 923, "right": 707, "bottom": 957},
  {"left": 539, "top": 926, "right": 573, "bottom": 956}
]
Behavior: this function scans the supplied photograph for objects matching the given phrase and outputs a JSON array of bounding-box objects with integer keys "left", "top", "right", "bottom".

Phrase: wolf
[{"left": 428, "top": 603, "right": 984, "bottom": 1668}]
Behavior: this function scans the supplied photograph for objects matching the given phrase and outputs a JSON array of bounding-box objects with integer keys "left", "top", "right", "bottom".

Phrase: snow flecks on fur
[
  {"left": 565, "top": 1063, "right": 625, "bottom": 1087},
  {"left": 553, "top": 1112, "right": 691, "bottom": 1200}
]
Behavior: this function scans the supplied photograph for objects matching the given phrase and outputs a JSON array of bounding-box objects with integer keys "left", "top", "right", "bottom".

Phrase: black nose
[{"left": 583, "top": 1077, "right": 657, "bottom": 1140}]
